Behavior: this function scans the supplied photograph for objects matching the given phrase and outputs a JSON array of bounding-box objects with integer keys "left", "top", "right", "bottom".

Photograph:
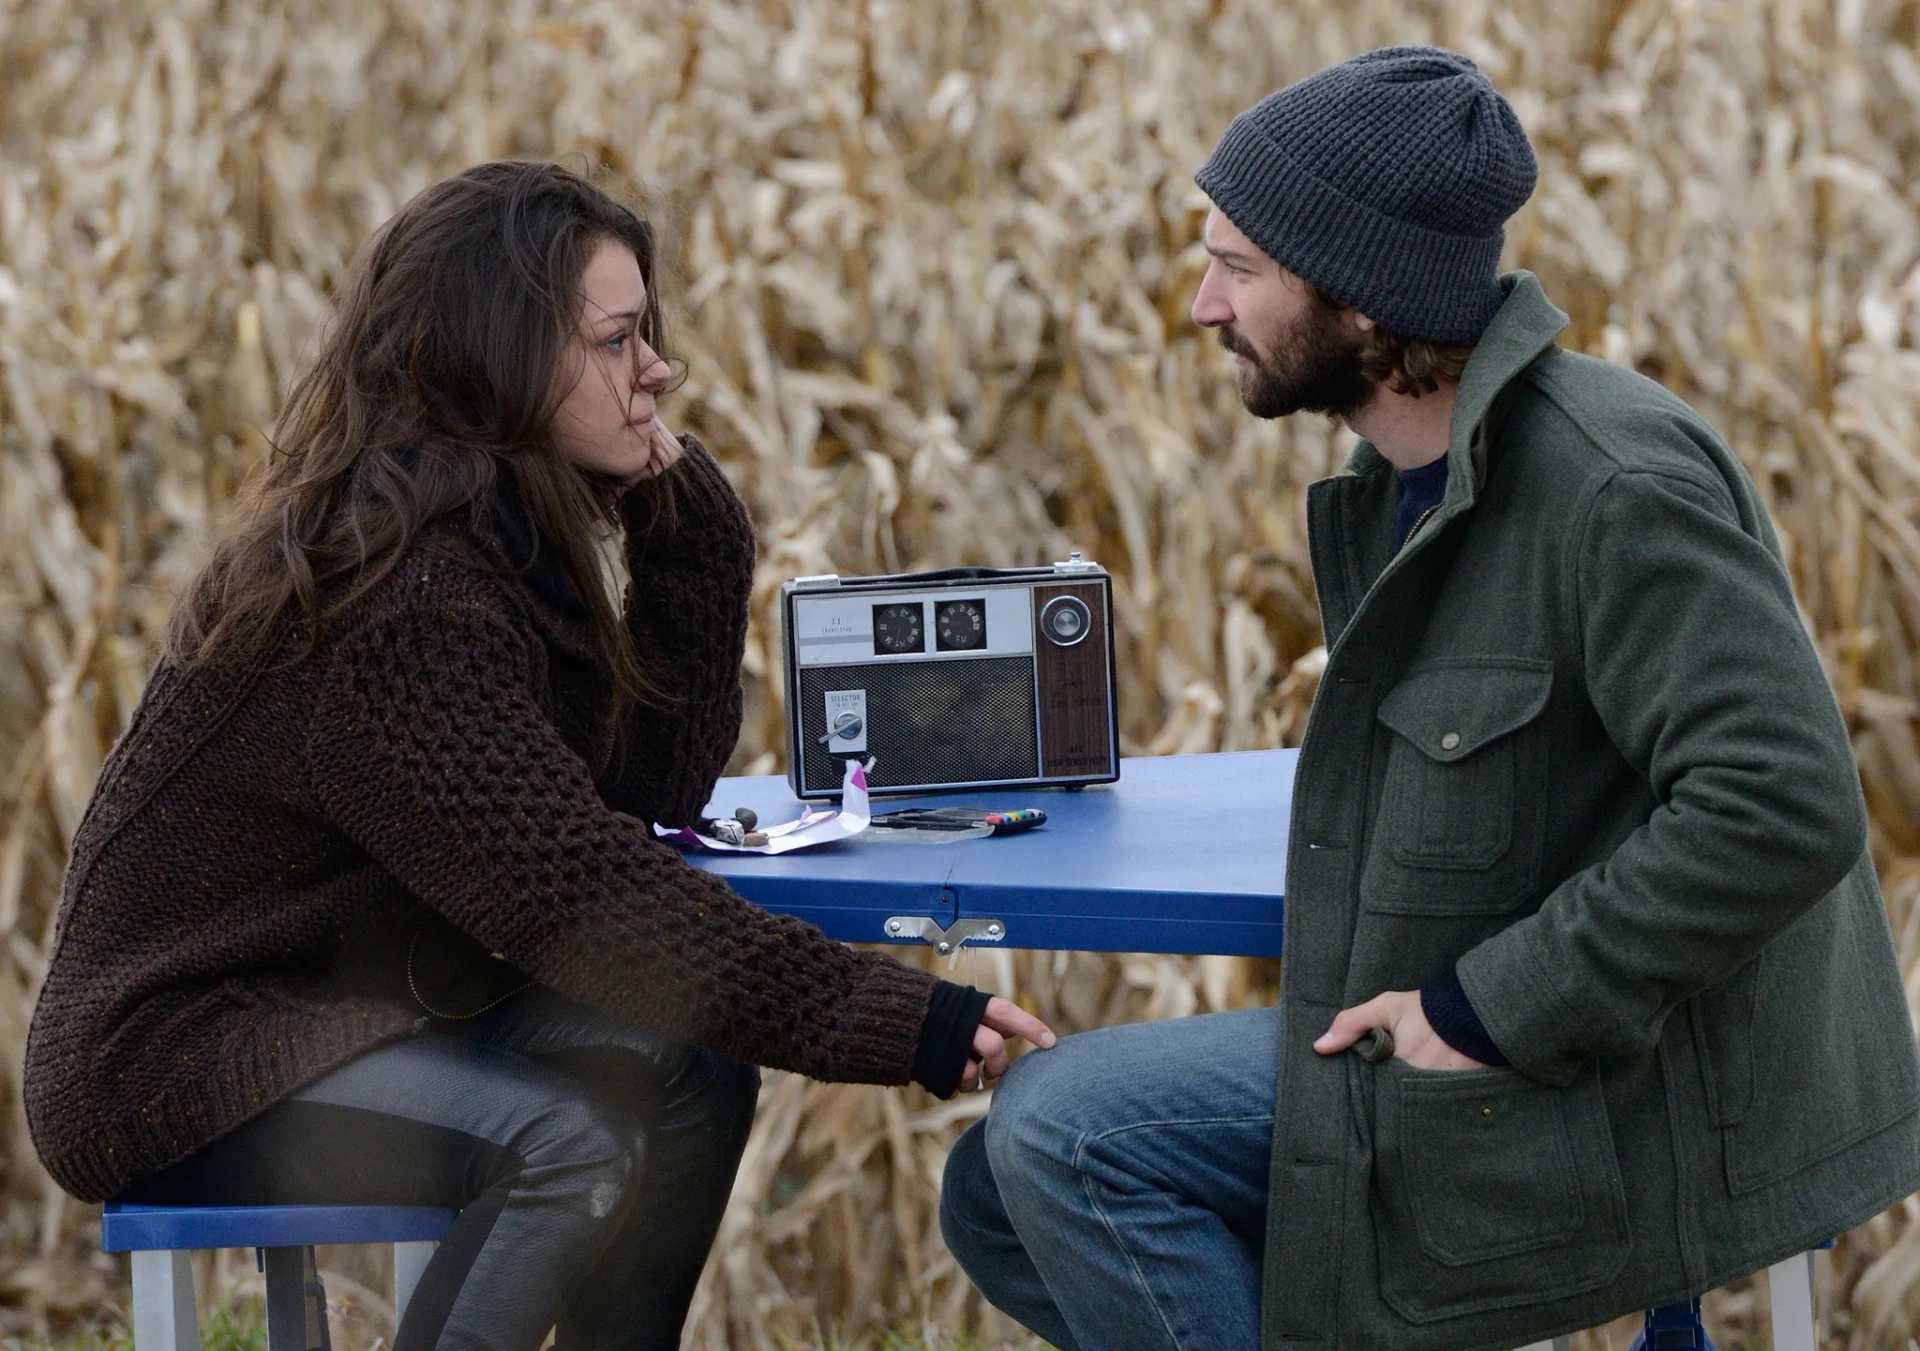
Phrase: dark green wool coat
[{"left": 1264, "top": 272, "right": 1920, "bottom": 1350}]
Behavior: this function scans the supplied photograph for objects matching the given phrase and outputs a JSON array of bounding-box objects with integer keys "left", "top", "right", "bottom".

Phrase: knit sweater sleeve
[
  {"left": 602, "top": 434, "right": 755, "bottom": 826},
  {"left": 306, "top": 562, "right": 937, "bottom": 1084}
]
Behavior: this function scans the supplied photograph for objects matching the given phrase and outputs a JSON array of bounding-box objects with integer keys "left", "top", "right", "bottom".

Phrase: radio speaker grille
[{"left": 797, "top": 658, "right": 1040, "bottom": 793}]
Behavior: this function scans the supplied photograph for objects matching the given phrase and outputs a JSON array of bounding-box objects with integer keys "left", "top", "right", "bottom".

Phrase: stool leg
[
  {"left": 305, "top": 1246, "right": 334, "bottom": 1351},
  {"left": 1768, "top": 1250, "right": 1818, "bottom": 1351},
  {"left": 392, "top": 1240, "right": 435, "bottom": 1326},
  {"left": 130, "top": 1249, "right": 201, "bottom": 1351},
  {"left": 262, "top": 1245, "right": 330, "bottom": 1351}
]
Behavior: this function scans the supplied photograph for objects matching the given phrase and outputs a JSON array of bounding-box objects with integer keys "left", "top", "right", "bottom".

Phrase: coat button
[{"left": 1440, "top": 731, "right": 1462, "bottom": 750}]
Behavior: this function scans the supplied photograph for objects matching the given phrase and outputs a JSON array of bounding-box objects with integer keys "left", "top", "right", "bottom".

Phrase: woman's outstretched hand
[{"left": 966, "top": 996, "right": 1057, "bottom": 1092}]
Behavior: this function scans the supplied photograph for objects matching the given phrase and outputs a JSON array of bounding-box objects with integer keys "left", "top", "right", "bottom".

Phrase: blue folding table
[{"left": 684, "top": 748, "right": 1296, "bottom": 958}]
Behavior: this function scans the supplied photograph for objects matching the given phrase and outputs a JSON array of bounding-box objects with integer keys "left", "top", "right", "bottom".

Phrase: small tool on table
[{"left": 865, "top": 806, "right": 1048, "bottom": 843}]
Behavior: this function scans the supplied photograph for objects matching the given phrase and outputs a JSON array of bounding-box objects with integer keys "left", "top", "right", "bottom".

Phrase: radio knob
[
  {"left": 817, "top": 711, "right": 865, "bottom": 745},
  {"left": 1041, "top": 595, "right": 1093, "bottom": 646}
]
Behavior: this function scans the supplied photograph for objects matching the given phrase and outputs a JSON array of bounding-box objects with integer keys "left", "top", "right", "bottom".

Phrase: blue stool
[
  {"left": 102, "top": 1201, "right": 455, "bottom": 1350},
  {"left": 1630, "top": 1297, "right": 1716, "bottom": 1351},
  {"left": 1513, "top": 1250, "right": 1821, "bottom": 1351}
]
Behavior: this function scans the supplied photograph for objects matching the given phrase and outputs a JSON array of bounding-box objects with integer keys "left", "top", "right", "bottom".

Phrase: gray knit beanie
[{"left": 1195, "top": 47, "right": 1537, "bottom": 345}]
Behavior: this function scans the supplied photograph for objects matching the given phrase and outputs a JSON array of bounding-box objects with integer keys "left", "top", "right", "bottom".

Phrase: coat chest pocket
[
  {"left": 1362, "top": 658, "right": 1552, "bottom": 915},
  {"left": 1371, "top": 1061, "right": 1629, "bottom": 1323}
]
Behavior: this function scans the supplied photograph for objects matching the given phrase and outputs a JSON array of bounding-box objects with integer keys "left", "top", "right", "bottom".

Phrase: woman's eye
[{"left": 603, "top": 332, "right": 628, "bottom": 351}]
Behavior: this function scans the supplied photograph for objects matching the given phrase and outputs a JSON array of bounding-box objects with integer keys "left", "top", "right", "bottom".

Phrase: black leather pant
[{"left": 119, "top": 988, "right": 761, "bottom": 1351}]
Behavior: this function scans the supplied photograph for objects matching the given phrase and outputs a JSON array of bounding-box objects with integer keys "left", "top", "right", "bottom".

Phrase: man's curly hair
[{"left": 1310, "top": 284, "right": 1474, "bottom": 397}]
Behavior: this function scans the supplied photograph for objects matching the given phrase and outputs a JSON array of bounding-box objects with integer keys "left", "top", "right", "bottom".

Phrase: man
[{"left": 940, "top": 46, "right": 1920, "bottom": 1351}]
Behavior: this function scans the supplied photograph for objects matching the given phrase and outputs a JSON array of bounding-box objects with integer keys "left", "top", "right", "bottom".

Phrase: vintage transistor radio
[{"left": 780, "top": 554, "right": 1120, "bottom": 799}]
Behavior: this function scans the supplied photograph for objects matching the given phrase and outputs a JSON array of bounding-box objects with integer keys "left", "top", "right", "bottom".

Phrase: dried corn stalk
[{"left": 6, "top": 0, "right": 1920, "bottom": 1347}]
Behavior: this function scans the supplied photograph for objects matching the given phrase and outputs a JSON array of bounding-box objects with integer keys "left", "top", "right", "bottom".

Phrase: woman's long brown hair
[{"left": 167, "top": 160, "right": 675, "bottom": 714}]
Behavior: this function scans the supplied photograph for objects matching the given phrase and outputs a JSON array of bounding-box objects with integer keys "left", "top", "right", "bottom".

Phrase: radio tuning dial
[
  {"left": 1041, "top": 595, "right": 1093, "bottom": 646},
  {"left": 872, "top": 603, "right": 925, "bottom": 654},
  {"left": 934, "top": 599, "right": 988, "bottom": 651}
]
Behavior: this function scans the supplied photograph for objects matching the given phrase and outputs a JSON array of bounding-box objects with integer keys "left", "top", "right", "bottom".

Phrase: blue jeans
[{"left": 940, "top": 1007, "right": 1278, "bottom": 1351}]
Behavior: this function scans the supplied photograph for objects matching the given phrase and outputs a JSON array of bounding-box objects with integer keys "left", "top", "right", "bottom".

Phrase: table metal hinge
[{"left": 884, "top": 915, "right": 1006, "bottom": 957}]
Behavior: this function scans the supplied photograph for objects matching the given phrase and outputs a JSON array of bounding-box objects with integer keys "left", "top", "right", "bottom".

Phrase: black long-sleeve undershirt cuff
[
  {"left": 1420, "top": 974, "right": 1510, "bottom": 1068},
  {"left": 911, "top": 981, "right": 993, "bottom": 1098}
]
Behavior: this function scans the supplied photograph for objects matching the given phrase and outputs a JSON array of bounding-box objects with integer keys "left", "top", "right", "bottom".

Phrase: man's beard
[{"left": 1218, "top": 294, "right": 1375, "bottom": 421}]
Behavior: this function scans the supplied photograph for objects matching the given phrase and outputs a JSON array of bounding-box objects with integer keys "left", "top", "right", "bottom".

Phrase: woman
[{"left": 23, "top": 161, "right": 1051, "bottom": 1350}]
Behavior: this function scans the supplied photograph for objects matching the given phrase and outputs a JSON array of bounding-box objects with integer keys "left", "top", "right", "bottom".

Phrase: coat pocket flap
[{"left": 1377, "top": 658, "right": 1554, "bottom": 762}]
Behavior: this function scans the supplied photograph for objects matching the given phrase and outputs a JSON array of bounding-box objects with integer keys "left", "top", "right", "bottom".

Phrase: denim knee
[{"left": 981, "top": 1041, "right": 1102, "bottom": 1188}]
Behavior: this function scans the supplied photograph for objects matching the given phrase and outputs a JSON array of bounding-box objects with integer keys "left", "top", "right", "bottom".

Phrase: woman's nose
[{"left": 632, "top": 343, "right": 670, "bottom": 394}]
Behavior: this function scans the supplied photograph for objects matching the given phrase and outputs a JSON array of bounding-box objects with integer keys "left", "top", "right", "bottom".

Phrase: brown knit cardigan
[{"left": 24, "top": 440, "right": 939, "bottom": 1203}]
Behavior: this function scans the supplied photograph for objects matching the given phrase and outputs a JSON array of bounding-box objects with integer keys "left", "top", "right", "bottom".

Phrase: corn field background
[{"left": 7, "top": 0, "right": 1920, "bottom": 1346}]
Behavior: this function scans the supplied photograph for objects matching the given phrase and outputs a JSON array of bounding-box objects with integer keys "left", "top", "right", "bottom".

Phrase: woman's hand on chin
[
  {"left": 607, "top": 416, "right": 687, "bottom": 503},
  {"left": 639, "top": 414, "right": 687, "bottom": 481}
]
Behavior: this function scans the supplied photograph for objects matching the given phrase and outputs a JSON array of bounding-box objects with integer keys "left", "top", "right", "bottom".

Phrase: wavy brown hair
[
  {"left": 168, "top": 160, "right": 678, "bottom": 712},
  {"left": 1307, "top": 282, "right": 1475, "bottom": 397}
]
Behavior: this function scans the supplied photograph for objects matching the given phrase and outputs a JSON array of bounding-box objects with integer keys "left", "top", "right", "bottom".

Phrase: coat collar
[
  {"left": 1308, "top": 273, "right": 1569, "bottom": 648},
  {"left": 1342, "top": 271, "right": 1569, "bottom": 512}
]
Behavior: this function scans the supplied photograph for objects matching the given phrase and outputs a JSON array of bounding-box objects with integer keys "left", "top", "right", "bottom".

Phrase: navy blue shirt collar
[{"left": 1391, "top": 456, "right": 1450, "bottom": 552}]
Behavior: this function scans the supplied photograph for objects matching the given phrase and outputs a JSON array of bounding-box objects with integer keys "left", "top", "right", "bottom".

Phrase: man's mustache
[{"left": 1217, "top": 326, "right": 1258, "bottom": 362}]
